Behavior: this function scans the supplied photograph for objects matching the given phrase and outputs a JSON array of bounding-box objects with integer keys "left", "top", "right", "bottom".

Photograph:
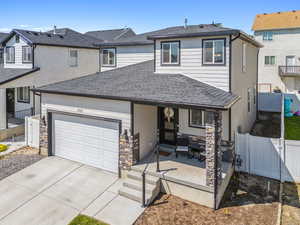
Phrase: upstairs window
[
  {"left": 265, "top": 56, "right": 276, "bottom": 65},
  {"left": 15, "top": 35, "right": 20, "bottom": 43},
  {"left": 22, "top": 46, "right": 32, "bottom": 63},
  {"left": 17, "top": 87, "right": 30, "bottom": 103},
  {"left": 203, "top": 39, "right": 225, "bottom": 65},
  {"left": 69, "top": 49, "right": 78, "bottom": 67},
  {"left": 161, "top": 41, "right": 180, "bottom": 65},
  {"left": 102, "top": 48, "right": 116, "bottom": 67},
  {"left": 6, "top": 47, "right": 15, "bottom": 63},
  {"left": 263, "top": 32, "right": 273, "bottom": 41},
  {"left": 189, "top": 109, "right": 214, "bottom": 128}
]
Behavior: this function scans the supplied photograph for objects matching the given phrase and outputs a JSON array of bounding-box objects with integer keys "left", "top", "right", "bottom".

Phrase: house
[
  {"left": 0, "top": 32, "right": 8, "bottom": 64},
  {"left": 33, "top": 23, "right": 261, "bottom": 209},
  {"left": 0, "top": 27, "right": 124, "bottom": 130},
  {"left": 85, "top": 28, "right": 136, "bottom": 42},
  {"left": 253, "top": 10, "right": 300, "bottom": 93}
]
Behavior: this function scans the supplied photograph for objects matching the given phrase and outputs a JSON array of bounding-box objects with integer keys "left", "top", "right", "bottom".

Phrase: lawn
[
  {"left": 68, "top": 215, "right": 109, "bottom": 225},
  {"left": 285, "top": 116, "right": 300, "bottom": 140}
]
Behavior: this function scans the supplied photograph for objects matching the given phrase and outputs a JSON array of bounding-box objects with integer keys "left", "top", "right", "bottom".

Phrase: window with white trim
[
  {"left": 102, "top": 48, "right": 116, "bottom": 67},
  {"left": 22, "top": 46, "right": 32, "bottom": 63},
  {"left": 6, "top": 47, "right": 15, "bottom": 63},
  {"left": 189, "top": 109, "right": 214, "bottom": 128},
  {"left": 69, "top": 49, "right": 78, "bottom": 67},
  {"left": 263, "top": 32, "right": 273, "bottom": 41},
  {"left": 247, "top": 88, "right": 252, "bottom": 113},
  {"left": 17, "top": 87, "right": 30, "bottom": 103},
  {"left": 242, "top": 43, "right": 247, "bottom": 72},
  {"left": 203, "top": 39, "right": 225, "bottom": 65},
  {"left": 161, "top": 41, "right": 180, "bottom": 65},
  {"left": 265, "top": 56, "right": 276, "bottom": 65},
  {"left": 15, "top": 35, "right": 20, "bottom": 43}
]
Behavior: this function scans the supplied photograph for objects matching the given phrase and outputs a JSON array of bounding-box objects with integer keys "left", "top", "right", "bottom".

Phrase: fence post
[{"left": 246, "top": 133, "right": 251, "bottom": 174}]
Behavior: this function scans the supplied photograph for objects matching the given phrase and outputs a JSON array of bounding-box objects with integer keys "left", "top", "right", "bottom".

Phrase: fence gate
[
  {"left": 25, "top": 116, "right": 40, "bottom": 148},
  {"left": 235, "top": 133, "right": 282, "bottom": 180}
]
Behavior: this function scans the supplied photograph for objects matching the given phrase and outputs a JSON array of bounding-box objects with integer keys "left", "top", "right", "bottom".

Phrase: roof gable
[
  {"left": 85, "top": 28, "right": 136, "bottom": 42},
  {"left": 252, "top": 10, "right": 300, "bottom": 31}
]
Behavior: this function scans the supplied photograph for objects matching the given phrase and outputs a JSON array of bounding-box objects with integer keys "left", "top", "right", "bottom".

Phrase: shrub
[{"left": 0, "top": 144, "right": 8, "bottom": 153}]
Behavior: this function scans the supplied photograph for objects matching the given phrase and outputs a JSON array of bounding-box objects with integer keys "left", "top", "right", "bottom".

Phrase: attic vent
[{"left": 47, "top": 34, "right": 51, "bottom": 37}]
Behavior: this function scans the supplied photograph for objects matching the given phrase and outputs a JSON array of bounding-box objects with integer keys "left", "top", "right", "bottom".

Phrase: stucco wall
[
  {"left": 100, "top": 45, "right": 153, "bottom": 72},
  {"left": 41, "top": 93, "right": 131, "bottom": 133},
  {"left": 231, "top": 38, "right": 258, "bottom": 136},
  {"left": 0, "top": 45, "right": 99, "bottom": 89},
  {"left": 255, "top": 29, "right": 300, "bottom": 93},
  {"left": 155, "top": 36, "right": 230, "bottom": 91},
  {"left": 133, "top": 104, "right": 157, "bottom": 159}
]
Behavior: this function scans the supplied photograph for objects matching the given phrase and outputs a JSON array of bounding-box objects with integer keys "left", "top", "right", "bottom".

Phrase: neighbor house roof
[
  {"left": 252, "top": 10, "right": 300, "bottom": 31},
  {"left": 1, "top": 28, "right": 99, "bottom": 49},
  {"left": 33, "top": 60, "right": 239, "bottom": 109},
  {"left": 99, "top": 24, "right": 261, "bottom": 47},
  {"left": 0, "top": 67, "right": 40, "bottom": 85},
  {"left": 0, "top": 32, "right": 8, "bottom": 44},
  {"left": 85, "top": 28, "right": 136, "bottom": 42}
]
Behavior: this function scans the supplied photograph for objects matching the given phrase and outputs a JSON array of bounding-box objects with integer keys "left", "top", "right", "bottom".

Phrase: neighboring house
[
  {"left": 0, "top": 32, "right": 8, "bottom": 64},
  {"left": 0, "top": 27, "right": 101, "bottom": 130},
  {"left": 253, "top": 10, "right": 300, "bottom": 93},
  {"left": 33, "top": 24, "right": 261, "bottom": 209},
  {"left": 85, "top": 28, "right": 136, "bottom": 42}
]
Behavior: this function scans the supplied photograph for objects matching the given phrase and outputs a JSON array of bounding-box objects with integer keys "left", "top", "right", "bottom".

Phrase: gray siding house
[{"left": 33, "top": 24, "right": 261, "bottom": 209}]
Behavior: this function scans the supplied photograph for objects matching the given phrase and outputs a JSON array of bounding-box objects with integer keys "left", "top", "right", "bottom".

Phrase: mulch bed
[
  {"left": 134, "top": 194, "right": 279, "bottom": 225},
  {"left": 0, "top": 147, "right": 44, "bottom": 180},
  {"left": 281, "top": 182, "right": 300, "bottom": 225}
]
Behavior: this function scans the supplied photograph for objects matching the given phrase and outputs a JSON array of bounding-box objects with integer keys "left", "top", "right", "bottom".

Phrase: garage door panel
[{"left": 52, "top": 113, "right": 119, "bottom": 173}]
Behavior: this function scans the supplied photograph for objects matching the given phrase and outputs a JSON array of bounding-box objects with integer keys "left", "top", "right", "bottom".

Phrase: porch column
[
  {"left": 205, "top": 110, "right": 222, "bottom": 188},
  {"left": 0, "top": 89, "right": 7, "bottom": 130}
]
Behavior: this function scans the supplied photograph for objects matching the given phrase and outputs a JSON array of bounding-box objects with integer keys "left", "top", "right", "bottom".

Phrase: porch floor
[
  {"left": 8, "top": 117, "right": 25, "bottom": 129},
  {"left": 132, "top": 146, "right": 230, "bottom": 189}
]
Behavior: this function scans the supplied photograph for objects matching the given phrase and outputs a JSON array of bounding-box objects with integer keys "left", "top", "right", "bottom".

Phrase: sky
[{"left": 0, "top": 0, "right": 299, "bottom": 35}]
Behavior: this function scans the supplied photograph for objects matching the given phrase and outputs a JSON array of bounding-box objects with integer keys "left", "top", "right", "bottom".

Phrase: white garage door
[{"left": 52, "top": 113, "right": 119, "bottom": 173}]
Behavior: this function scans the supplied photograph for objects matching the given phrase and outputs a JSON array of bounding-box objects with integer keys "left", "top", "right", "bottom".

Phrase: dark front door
[
  {"left": 6, "top": 88, "right": 15, "bottom": 116},
  {"left": 159, "top": 107, "right": 178, "bottom": 145}
]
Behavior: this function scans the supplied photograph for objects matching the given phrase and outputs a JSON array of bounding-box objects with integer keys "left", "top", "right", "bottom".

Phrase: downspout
[
  {"left": 32, "top": 44, "right": 36, "bottom": 69},
  {"left": 256, "top": 49, "right": 260, "bottom": 120}
]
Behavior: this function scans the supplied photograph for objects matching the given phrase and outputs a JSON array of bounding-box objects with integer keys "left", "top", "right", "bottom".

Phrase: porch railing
[
  {"left": 141, "top": 143, "right": 160, "bottom": 207},
  {"left": 279, "top": 66, "right": 300, "bottom": 76}
]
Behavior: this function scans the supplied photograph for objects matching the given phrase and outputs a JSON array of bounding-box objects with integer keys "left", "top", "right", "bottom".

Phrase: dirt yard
[
  {"left": 0, "top": 147, "right": 44, "bottom": 180},
  {"left": 134, "top": 173, "right": 280, "bottom": 225},
  {"left": 282, "top": 182, "right": 300, "bottom": 225}
]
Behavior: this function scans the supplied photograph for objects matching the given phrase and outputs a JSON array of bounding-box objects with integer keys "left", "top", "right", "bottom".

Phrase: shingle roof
[
  {"left": 85, "top": 28, "right": 136, "bottom": 42},
  {"left": 99, "top": 24, "right": 261, "bottom": 47},
  {"left": 0, "top": 33, "right": 8, "bottom": 44},
  {"left": 2, "top": 28, "right": 99, "bottom": 49},
  {"left": 34, "top": 60, "right": 239, "bottom": 109},
  {"left": 0, "top": 67, "right": 40, "bottom": 85},
  {"left": 252, "top": 10, "right": 300, "bottom": 31}
]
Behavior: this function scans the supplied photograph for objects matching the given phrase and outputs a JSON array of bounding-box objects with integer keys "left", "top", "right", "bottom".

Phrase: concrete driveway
[{"left": 0, "top": 157, "right": 144, "bottom": 225}]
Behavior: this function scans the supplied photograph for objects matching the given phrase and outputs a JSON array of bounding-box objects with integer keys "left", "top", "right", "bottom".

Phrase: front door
[
  {"left": 159, "top": 107, "right": 178, "bottom": 145},
  {"left": 286, "top": 56, "right": 296, "bottom": 73}
]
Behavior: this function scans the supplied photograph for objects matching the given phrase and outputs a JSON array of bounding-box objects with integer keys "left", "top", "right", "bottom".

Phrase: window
[
  {"left": 263, "top": 32, "right": 273, "bottom": 41},
  {"left": 17, "top": 87, "right": 30, "bottom": 103},
  {"left": 161, "top": 41, "right": 180, "bottom": 65},
  {"left": 15, "top": 35, "right": 20, "bottom": 43},
  {"left": 102, "top": 48, "right": 116, "bottom": 67},
  {"left": 265, "top": 56, "right": 276, "bottom": 65},
  {"left": 242, "top": 43, "right": 247, "bottom": 72},
  {"left": 5, "top": 47, "right": 15, "bottom": 63},
  {"left": 69, "top": 49, "right": 78, "bottom": 67},
  {"left": 203, "top": 39, "right": 225, "bottom": 65},
  {"left": 189, "top": 109, "right": 214, "bottom": 128},
  {"left": 22, "top": 46, "right": 32, "bottom": 63},
  {"left": 247, "top": 88, "right": 251, "bottom": 113}
]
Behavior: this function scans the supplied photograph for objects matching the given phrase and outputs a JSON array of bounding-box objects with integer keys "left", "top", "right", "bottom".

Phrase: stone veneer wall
[
  {"left": 205, "top": 111, "right": 222, "bottom": 188},
  {"left": 119, "top": 131, "right": 134, "bottom": 172},
  {"left": 39, "top": 115, "right": 48, "bottom": 156}
]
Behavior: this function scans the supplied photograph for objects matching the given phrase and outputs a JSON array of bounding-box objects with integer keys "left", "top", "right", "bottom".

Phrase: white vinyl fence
[
  {"left": 236, "top": 133, "right": 300, "bottom": 182},
  {"left": 258, "top": 93, "right": 282, "bottom": 112},
  {"left": 25, "top": 116, "right": 40, "bottom": 148}
]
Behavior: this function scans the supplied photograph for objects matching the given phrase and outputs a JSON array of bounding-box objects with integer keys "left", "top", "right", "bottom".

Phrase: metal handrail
[
  {"left": 279, "top": 66, "right": 300, "bottom": 76},
  {"left": 141, "top": 142, "right": 160, "bottom": 207}
]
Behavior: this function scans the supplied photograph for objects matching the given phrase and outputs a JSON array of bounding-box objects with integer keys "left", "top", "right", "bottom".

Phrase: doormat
[{"left": 159, "top": 151, "right": 171, "bottom": 157}]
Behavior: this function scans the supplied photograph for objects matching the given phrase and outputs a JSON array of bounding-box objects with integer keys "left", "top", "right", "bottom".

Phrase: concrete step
[
  {"left": 119, "top": 186, "right": 158, "bottom": 205},
  {"left": 123, "top": 178, "right": 157, "bottom": 194},
  {"left": 127, "top": 170, "right": 160, "bottom": 185}
]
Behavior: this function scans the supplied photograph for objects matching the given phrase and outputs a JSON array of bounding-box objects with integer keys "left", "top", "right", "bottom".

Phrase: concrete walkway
[
  {"left": 0, "top": 135, "right": 25, "bottom": 157},
  {"left": 0, "top": 157, "right": 144, "bottom": 225}
]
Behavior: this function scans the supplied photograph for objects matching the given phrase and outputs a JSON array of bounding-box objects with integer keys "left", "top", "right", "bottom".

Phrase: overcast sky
[{"left": 1, "top": 0, "right": 299, "bottom": 34}]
